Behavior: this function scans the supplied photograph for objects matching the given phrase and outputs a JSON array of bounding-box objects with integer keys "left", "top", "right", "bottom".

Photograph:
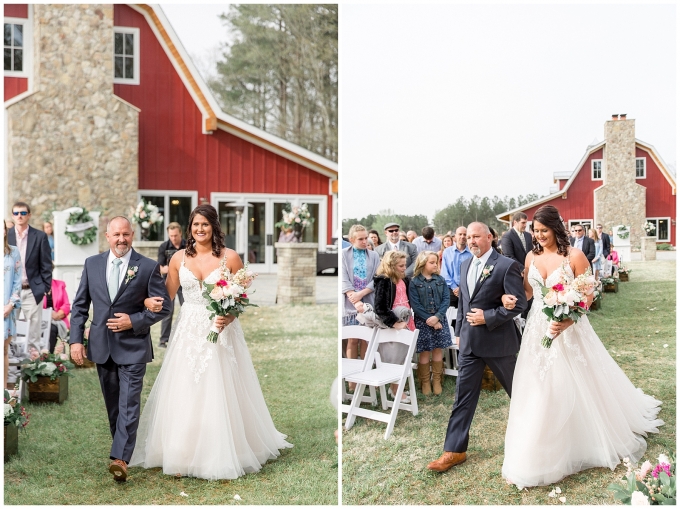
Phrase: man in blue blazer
[
  {"left": 70, "top": 216, "right": 170, "bottom": 482},
  {"left": 428, "top": 222, "right": 526, "bottom": 472}
]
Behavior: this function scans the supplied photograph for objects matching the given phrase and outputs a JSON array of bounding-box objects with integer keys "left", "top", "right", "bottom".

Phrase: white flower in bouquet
[
  {"left": 544, "top": 290, "right": 558, "bottom": 307},
  {"left": 209, "top": 286, "right": 224, "bottom": 301},
  {"left": 658, "top": 453, "right": 670, "bottom": 464},
  {"left": 42, "top": 362, "right": 57, "bottom": 375},
  {"left": 630, "top": 491, "right": 650, "bottom": 505},
  {"left": 141, "top": 221, "right": 150, "bottom": 229},
  {"left": 4, "top": 403, "right": 13, "bottom": 417}
]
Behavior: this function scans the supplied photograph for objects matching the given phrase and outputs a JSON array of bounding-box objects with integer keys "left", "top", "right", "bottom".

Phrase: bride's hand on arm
[
  {"left": 502, "top": 294, "right": 518, "bottom": 310},
  {"left": 144, "top": 296, "right": 164, "bottom": 312}
]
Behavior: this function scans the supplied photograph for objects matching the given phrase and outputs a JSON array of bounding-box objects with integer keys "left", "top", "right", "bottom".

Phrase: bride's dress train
[
  {"left": 130, "top": 260, "right": 292, "bottom": 480},
  {"left": 502, "top": 259, "right": 662, "bottom": 489}
]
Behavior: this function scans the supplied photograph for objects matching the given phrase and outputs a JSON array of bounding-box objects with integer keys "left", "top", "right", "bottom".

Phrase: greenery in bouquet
[
  {"left": 202, "top": 263, "right": 259, "bottom": 343},
  {"left": 4, "top": 388, "right": 29, "bottom": 430},
  {"left": 130, "top": 199, "right": 164, "bottom": 231},
  {"left": 21, "top": 351, "right": 75, "bottom": 382},
  {"left": 274, "top": 202, "right": 314, "bottom": 230},
  {"left": 643, "top": 222, "right": 657, "bottom": 235},
  {"left": 65, "top": 205, "right": 98, "bottom": 246},
  {"left": 608, "top": 453, "right": 676, "bottom": 505}
]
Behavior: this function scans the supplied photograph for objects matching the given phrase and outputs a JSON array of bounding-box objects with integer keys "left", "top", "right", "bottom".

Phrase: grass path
[
  {"left": 5, "top": 304, "right": 338, "bottom": 505},
  {"left": 341, "top": 260, "right": 676, "bottom": 505}
]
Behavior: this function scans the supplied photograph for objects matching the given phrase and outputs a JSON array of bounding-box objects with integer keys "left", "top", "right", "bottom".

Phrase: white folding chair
[
  {"left": 341, "top": 325, "right": 378, "bottom": 412},
  {"left": 8, "top": 320, "right": 30, "bottom": 403},
  {"left": 444, "top": 306, "right": 459, "bottom": 377},
  {"left": 344, "top": 327, "right": 420, "bottom": 440},
  {"left": 40, "top": 308, "right": 52, "bottom": 351}
]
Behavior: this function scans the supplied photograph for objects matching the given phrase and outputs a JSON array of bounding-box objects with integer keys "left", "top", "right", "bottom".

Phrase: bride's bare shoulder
[{"left": 220, "top": 247, "right": 244, "bottom": 271}]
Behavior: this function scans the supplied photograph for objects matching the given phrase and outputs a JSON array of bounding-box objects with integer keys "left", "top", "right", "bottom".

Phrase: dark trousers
[
  {"left": 49, "top": 324, "right": 59, "bottom": 353},
  {"left": 443, "top": 351, "right": 516, "bottom": 453},
  {"left": 159, "top": 288, "right": 183, "bottom": 344},
  {"left": 96, "top": 357, "right": 147, "bottom": 463}
]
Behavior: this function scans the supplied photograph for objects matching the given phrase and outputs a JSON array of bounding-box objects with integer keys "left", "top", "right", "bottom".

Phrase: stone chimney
[
  {"left": 593, "top": 116, "right": 646, "bottom": 248},
  {"left": 6, "top": 5, "right": 139, "bottom": 252}
]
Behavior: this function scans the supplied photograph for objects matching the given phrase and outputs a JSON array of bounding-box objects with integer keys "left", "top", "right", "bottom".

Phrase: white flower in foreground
[
  {"left": 42, "top": 362, "right": 57, "bottom": 375},
  {"left": 631, "top": 490, "right": 650, "bottom": 505},
  {"left": 4, "top": 403, "right": 13, "bottom": 417},
  {"left": 663, "top": 344, "right": 668, "bottom": 349},
  {"left": 234, "top": 495, "right": 242, "bottom": 501},
  {"left": 548, "top": 489, "right": 556, "bottom": 498},
  {"left": 559, "top": 496, "right": 566, "bottom": 503},
  {"left": 658, "top": 453, "right": 670, "bottom": 464},
  {"left": 555, "top": 487, "right": 562, "bottom": 494},
  {"left": 180, "top": 492, "right": 188, "bottom": 497}
]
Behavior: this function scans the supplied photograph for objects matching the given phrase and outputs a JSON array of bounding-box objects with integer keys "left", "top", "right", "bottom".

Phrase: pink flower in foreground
[
  {"left": 552, "top": 283, "right": 564, "bottom": 292},
  {"left": 216, "top": 279, "right": 228, "bottom": 287},
  {"left": 577, "top": 301, "right": 587, "bottom": 309},
  {"left": 652, "top": 463, "right": 672, "bottom": 479}
]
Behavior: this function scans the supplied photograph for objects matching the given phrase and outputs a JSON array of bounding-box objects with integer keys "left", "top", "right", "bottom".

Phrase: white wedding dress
[
  {"left": 129, "top": 258, "right": 292, "bottom": 480},
  {"left": 502, "top": 258, "right": 663, "bottom": 489}
]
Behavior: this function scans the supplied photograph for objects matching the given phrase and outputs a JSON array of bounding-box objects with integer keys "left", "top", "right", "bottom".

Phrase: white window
[
  {"left": 591, "top": 159, "right": 602, "bottom": 180},
  {"left": 644, "top": 217, "right": 670, "bottom": 242},
  {"left": 137, "top": 190, "right": 198, "bottom": 241},
  {"left": 568, "top": 220, "right": 592, "bottom": 236},
  {"left": 4, "top": 17, "right": 30, "bottom": 78},
  {"left": 113, "top": 27, "right": 140, "bottom": 85},
  {"left": 636, "top": 157, "right": 646, "bottom": 179}
]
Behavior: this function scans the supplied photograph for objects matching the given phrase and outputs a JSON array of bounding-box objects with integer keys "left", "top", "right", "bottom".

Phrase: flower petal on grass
[
  {"left": 559, "top": 496, "right": 566, "bottom": 503},
  {"left": 555, "top": 487, "right": 562, "bottom": 494},
  {"left": 234, "top": 495, "right": 242, "bottom": 501},
  {"left": 180, "top": 492, "right": 188, "bottom": 497}
]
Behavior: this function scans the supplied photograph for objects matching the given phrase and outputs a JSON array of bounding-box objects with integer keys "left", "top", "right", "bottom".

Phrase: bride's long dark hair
[
  {"left": 531, "top": 205, "right": 570, "bottom": 256},
  {"left": 185, "top": 204, "right": 225, "bottom": 258}
]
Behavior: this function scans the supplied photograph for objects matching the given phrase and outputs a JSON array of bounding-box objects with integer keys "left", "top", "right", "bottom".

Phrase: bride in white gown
[
  {"left": 502, "top": 205, "right": 663, "bottom": 489},
  {"left": 130, "top": 204, "right": 292, "bottom": 480}
]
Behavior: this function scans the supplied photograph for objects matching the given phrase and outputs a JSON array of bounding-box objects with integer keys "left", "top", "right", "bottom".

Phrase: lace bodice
[{"left": 528, "top": 258, "right": 574, "bottom": 307}]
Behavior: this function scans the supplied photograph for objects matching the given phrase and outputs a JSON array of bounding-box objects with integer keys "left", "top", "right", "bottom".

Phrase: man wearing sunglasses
[
  {"left": 7, "top": 202, "right": 53, "bottom": 354},
  {"left": 569, "top": 224, "right": 595, "bottom": 267},
  {"left": 374, "top": 222, "right": 418, "bottom": 277}
]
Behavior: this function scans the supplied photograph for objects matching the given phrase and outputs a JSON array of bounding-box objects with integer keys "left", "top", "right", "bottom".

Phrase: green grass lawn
[
  {"left": 342, "top": 260, "right": 676, "bottom": 505},
  {"left": 5, "top": 304, "right": 338, "bottom": 505}
]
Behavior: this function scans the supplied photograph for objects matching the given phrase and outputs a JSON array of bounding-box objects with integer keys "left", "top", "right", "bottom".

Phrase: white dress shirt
[
  {"left": 467, "top": 247, "right": 494, "bottom": 292},
  {"left": 573, "top": 236, "right": 584, "bottom": 251},
  {"left": 107, "top": 249, "right": 133, "bottom": 292}
]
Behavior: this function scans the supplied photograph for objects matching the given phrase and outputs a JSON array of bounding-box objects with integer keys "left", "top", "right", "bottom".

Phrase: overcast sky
[{"left": 341, "top": 3, "right": 677, "bottom": 222}]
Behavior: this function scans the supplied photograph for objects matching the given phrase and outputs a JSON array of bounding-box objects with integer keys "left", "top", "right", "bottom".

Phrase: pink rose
[{"left": 552, "top": 283, "right": 564, "bottom": 292}]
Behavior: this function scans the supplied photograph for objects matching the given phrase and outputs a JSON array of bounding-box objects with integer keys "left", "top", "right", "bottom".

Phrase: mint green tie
[
  {"left": 468, "top": 257, "right": 482, "bottom": 294},
  {"left": 109, "top": 258, "right": 122, "bottom": 302}
]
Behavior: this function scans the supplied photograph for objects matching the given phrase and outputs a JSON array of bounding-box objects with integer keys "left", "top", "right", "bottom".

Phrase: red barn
[
  {"left": 4, "top": 4, "right": 338, "bottom": 273},
  {"left": 498, "top": 115, "right": 675, "bottom": 247}
]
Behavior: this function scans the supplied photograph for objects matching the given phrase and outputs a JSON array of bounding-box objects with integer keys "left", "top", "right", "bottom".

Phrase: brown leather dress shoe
[
  {"left": 427, "top": 451, "right": 467, "bottom": 472},
  {"left": 109, "top": 459, "right": 128, "bottom": 482}
]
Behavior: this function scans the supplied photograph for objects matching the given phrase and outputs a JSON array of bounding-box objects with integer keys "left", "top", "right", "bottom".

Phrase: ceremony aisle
[
  {"left": 5, "top": 304, "right": 338, "bottom": 505},
  {"left": 342, "top": 260, "right": 676, "bottom": 505}
]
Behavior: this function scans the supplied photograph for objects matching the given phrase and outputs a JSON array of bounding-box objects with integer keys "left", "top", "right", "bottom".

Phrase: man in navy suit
[
  {"left": 70, "top": 216, "right": 170, "bottom": 482},
  {"left": 7, "top": 201, "right": 52, "bottom": 353},
  {"left": 428, "top": 222, "right": 526, "bottom": 472},
  {"left": 569, "top": 224, "right": 595, "bottom": 266},
  {"left": 500, "top": 212, "right": 533, "bottom": 319}
]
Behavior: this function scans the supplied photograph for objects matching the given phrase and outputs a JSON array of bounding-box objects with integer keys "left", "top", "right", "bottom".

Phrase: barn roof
[
  {"left": 132, "top": 5, "right": 337, "bottom": 179},
  {"left": 497, "top": 138, "right": 676, "bottom": 223}
]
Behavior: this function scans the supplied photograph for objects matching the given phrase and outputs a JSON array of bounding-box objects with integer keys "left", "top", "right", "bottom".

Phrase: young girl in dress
[
  {"left": 408, "top": 251, "right": 452, "bottom": 396},
  {"left": 373, "top": 250, "right": 415, "bottom": 403}
]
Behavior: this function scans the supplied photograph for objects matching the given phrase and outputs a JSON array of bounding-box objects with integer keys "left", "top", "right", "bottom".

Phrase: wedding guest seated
[
  {"left": 43, "top": 221, "right": 55, "bottom": 261},
  {"left": 44, "top": 269, "right": 70, "bottom": 353}
]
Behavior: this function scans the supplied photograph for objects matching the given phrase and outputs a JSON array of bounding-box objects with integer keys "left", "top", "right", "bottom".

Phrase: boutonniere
[
  {"left": 479, "top": 264, "right": 494, "bottom": 282},
  {"left": 125, "top": 266, "right": 139, "bottom": 284}
]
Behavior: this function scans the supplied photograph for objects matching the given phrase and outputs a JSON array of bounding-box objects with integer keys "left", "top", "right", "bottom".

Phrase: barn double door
[{"left": 213, "top": 193, "right": 325, "bottom": 274}]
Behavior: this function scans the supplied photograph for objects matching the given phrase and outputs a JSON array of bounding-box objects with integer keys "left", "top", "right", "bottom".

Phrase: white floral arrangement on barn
[{"left": 130, "top": 199, "right": 163, "bottom": 237}]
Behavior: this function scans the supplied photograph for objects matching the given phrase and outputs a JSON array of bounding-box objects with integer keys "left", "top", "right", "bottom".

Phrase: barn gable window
[
  {"left": 591, "top": 159, "right": 602, "bottom": 180},
  {"left": 636, "top": 157, "right": 646, "bottom": 179},
  {"left": 113, "top": 26, "right": 140, "bottom": 85},
  {"left": 4, "top": 17, "right": 30, "bottom": 77}
]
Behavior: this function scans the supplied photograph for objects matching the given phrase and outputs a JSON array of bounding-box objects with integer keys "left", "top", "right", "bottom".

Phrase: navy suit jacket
[
  {"left": 69, "top": 248, "right": 171, "bottom": 365},
  {"left": 454, "top": 249, "right": 527, "bottom": 358},
  {"left": 499, "top": 228, "right": 532, "bottom": 266},
  {"left": 7, "top": 226, "right": 52, "bottom": 304}
]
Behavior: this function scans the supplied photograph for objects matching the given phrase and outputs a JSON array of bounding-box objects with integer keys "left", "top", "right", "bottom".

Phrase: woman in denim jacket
[{"left": 408, "top": 251, "right": 452, "bottom": 396}]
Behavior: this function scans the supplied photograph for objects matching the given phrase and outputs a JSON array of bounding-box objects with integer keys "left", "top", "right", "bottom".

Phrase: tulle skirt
[
  {"left": 129, "top": 302, "right": 292, "bottom": 480},
  {"left": 502, "top": 307, "right": 663, "bottom": 489}
]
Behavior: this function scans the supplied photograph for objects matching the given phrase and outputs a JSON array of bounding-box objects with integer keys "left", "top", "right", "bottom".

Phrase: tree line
[
  {"left": 342, "top": 194, "right": 542, "bottom": 237},
  {"left": 208, "top": 4, "right": 337, "bottom": 162}
]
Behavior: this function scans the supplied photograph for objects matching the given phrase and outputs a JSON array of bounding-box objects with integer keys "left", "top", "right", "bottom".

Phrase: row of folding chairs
[
  {"left": 8, "top": 309, "right": 53, "bottom": 403},
  {"left": 341, "top": 325, "right": 420, "bottom": 440}
]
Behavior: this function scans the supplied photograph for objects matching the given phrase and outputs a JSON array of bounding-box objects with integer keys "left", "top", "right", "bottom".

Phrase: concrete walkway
[{"left": 248, "top": 273, "right": 337, "bottom": 306}]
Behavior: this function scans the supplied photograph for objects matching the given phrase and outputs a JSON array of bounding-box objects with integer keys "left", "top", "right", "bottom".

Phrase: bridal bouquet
[
  {"left": 608, "top": 453, "right": 676, "bottom": 505},
  {"left": 534, "top": 271, "right": 600, "bottom": 348},
  {"left": 202, "top": 264, "right": 258, "bottom": 343}
]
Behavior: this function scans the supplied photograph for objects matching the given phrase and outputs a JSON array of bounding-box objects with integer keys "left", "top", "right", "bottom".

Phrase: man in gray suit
[
  {"left": 70, "top": 217, "right": 170, "bottom": 482},
  {"left": 428, "top": 222, "right": 526, "bottom": 472},
  {"left": 374, "top": 222, "right": 418, "bottom": 277}
]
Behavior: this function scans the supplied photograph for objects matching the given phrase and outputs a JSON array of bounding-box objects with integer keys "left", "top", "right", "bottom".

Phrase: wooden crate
[
  {"left": 603, "top": 281, "right": 619, "bottom": 293},
  {"left": 4, "top": 423, "right": 18, "bottom": 462},
  {"left": 619, "top": 272, "right": 629, "bottom": 282},
  {"left": 481, "top": 365, "right": 502, "bottom": 392},
  {"left": 590, "top": 298, "right": 601, "bottom": 311},
  {"left": 28, "top": 375, "right": 68, "bottom": 404}
]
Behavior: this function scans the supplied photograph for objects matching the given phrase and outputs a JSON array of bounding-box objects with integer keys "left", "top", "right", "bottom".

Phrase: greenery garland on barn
[{"left": 65, "top": 207, "right": 97, "bottom": 246}]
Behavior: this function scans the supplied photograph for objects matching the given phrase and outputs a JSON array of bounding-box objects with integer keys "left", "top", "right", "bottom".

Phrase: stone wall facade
[
  {"left": 640, "top": 236, "right": 657, "bottom": 261},
  {"left": 6, "top": 4, "right": 139, "bottom": 253},
  {"left": 593, "top": 118, "right": 646, "bottom": 248},
  {"left": 275, "top": 243, "right": 318, "bottom": 304}
]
